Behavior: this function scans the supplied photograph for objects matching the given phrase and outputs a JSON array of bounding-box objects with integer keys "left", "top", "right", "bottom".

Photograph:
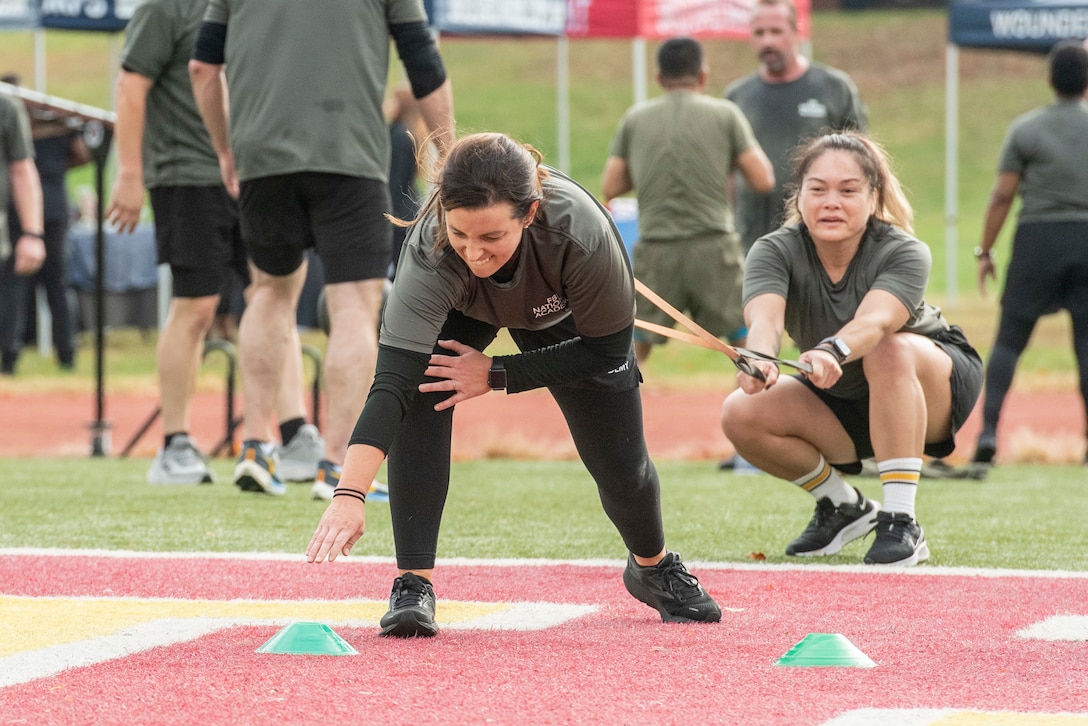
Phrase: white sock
[
  {"left": 878, "top": 457, "right": 922, "bottom": 518},
  {"left": 794, "top": 456, "right": 858, "bottom": 507}
]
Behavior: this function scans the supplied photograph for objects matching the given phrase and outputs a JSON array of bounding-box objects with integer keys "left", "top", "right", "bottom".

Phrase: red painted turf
[{"left": 2, "top": 554, "right": 1086, "bottom": 724}]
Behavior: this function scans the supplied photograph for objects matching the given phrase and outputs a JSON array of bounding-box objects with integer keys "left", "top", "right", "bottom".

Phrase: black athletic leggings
[
  {"left": 386, "top": 319, "right": 666, "bottom": 571},
  {"left": 981, "top": 307, "right": 1088, "bottom": 441}
]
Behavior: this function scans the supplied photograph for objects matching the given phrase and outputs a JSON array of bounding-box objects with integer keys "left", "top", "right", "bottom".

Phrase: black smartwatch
[
  {"left": 815, "top": 336, "right": 851, "bottom": 365},
  {"left": 487, "top": 358, "right": 507, "bottom": 391}
]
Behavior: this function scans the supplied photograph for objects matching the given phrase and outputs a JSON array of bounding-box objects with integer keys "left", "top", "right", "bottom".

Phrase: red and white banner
[{"left": 565, "top": 0, "right": 811, "bottom": 40}]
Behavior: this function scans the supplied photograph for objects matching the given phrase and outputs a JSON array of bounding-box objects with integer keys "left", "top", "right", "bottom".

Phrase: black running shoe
[
  {"left": 863, "top": 511, "right": 930, "bottom": 566},
  {"left": 785, "top": 488, "right": 880, "bottom": 557},
  {"left": 622, "top": 552, "right": 721, "bottom": 623},
  {"left": 379, "top": 572, "right": 437, "bottom": 638}
]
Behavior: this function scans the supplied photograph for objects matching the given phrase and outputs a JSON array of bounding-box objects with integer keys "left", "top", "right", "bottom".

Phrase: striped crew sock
[
  {"left": 878, "top": 457, "right": 923, "bottom": 518},
  {"left": 793, "top": 456, "right": 858, "bottom": 507}
]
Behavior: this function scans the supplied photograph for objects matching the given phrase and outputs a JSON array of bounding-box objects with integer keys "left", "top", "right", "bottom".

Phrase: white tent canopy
[{"left": 945, "top": 0, "right": 1088, "bottom": 303}]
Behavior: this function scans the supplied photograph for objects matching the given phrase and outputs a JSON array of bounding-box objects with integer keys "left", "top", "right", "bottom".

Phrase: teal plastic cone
[
  {"left": 256, "top": 622, "right": 358, "bottom": 655},
  {"left": 774, "top": 633, "right": 876, "bottom": 668}
]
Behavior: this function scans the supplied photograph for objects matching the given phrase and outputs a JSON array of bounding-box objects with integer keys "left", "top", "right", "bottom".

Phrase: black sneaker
[
  {"left": 864, "top": 511, "right": 930, "bottom": 566},
  {"left": 622, "top": 552, "right": 721, "bottom": 623},
  {"left": 785, "top": 488, "right": 880, "bottom": 557},
  {"left": 379, "top": 572, "right": 438, "bottom": 638}
]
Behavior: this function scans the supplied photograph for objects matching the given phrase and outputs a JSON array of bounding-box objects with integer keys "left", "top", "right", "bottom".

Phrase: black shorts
[
  {"left": 799, "top": 325, "right": 983, "bottom": 472},
  {"left": 238, "top": 172, "right": 392, "bottom": 283},
  {"left": 149, "top": 185, "right": 249, "bottom": 298}
]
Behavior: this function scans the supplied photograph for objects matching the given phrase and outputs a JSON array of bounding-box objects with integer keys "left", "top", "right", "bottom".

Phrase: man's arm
[
  {"left": 735, "top": 147, "right": 775, "bottom": 194},
  {"left": 105, "top": 70, "right": 154, "bottom": 234},
  {"left": 391, "top": 21, "right": 455, "bottom": 157},
  {"left": 188, "top": 57, "right": 236, "bottom": 197},
  {"left": 976, "top": 171, "right": 1019, "bottom": 297},
  {"left": 9, "top": 156, "right": 45, "bottom": 275},
  {"left": 416, "top": 79, "right": 455, "bottom": 159},
  {"left": 601, "top": 156, "right": 633, "bottom": 203}
]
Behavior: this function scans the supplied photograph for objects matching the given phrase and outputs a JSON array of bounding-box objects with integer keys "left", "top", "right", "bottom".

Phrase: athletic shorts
[
  {"left": 1002, "top": 220, "right": 1088, "bottom": 319},
  {"left": 632, "top": 233, "right": 746, "bottom": 346},
  {"left": 238, "top": 172, "right": 392, "bottom": 284},
  {"left": 149, "top": 185, "right": 249, "bottom": 299},
  {"left": 798, "top": 325, "right": 983, "bottom": 472}
]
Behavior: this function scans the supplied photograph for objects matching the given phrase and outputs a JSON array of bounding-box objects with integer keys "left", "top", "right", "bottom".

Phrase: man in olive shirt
[
  {"left": 107, "top": 0, "right": 316, "bottom": 486},
  {"left": 190, "top": 0, "right": 455, "bottom": 500},
  {"left": 0, "top": 89, "right": 44, "bottom": 279},
  {"left": 602, "top": 37, "right": 773, "bottom": 364},
  {"left": 725, "top": 0, "right": 867, "bottom": 253}
]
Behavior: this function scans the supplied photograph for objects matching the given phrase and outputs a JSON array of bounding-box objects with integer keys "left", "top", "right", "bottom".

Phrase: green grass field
[{"left": 1, "top": 456, "right": 1085, "bottom": 571}]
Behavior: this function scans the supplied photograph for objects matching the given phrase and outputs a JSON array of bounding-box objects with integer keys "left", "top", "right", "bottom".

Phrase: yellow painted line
[
  {"left": 0, "top": 595, "right": 506, "bottom": 657},
  {"left": 0, "top": 595, "right": 597, "bottom": 688}
]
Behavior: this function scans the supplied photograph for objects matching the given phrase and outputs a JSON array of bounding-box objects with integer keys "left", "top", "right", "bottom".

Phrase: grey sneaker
[
  {"left": 379, "top": 572, "right": 438, "bottom": 638},
  {"left": 147, "top": 435, "right": 214, "bottom": 485},
  {"left": 277, "top": 424, "right": 324, "bottom": 482},
  {"left": 622, "top": 552, "right": 721, "bottom": 623},
  {"left": 785, "top": 488, "right": 880, "bottom": 557}
]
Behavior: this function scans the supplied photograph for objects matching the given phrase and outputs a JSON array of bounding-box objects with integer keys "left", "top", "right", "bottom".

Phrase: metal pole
[
  {"left": 84, "top": 121, "right": 113, "bottom": 456},
  {"left": 945, "top": 43, "right": 959, "bottom": 307}
]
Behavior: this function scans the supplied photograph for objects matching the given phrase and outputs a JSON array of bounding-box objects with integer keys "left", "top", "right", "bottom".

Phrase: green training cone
[
  {"left": 256, "top": 622, "right": 359, "bottom": 656},
  {"left": 774, "top": 633, "right": 876, "bottom": 668}
]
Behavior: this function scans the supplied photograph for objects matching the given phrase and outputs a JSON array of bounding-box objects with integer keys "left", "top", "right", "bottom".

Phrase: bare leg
[
  {"left": 159, "top": 295, "right": 219, "bottom": 435},
  {"left": 239, "top": 266, "right": 308, "bottom": 443},
  {"left": 321, "top": 278, "right": 385, "bottom": 465}
]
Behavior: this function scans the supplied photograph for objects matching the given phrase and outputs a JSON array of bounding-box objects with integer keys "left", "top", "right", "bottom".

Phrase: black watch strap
[
  {"left": 815, "top": 336, "right": 850, "bottom": 364},
  {"left": 487, "top": 358, "right": 507, "bottom": 391}
]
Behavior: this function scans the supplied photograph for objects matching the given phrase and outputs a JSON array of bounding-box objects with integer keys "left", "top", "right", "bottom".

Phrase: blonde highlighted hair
[{"left": 783, "top": 131, "right": 914, "bottom": 233}]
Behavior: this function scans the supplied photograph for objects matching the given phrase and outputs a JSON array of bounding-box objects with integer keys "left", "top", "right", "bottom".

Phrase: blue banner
[
  {"left": 429, "top": 0, "right": 565, "bottom": 36},
  {"left": 0, "top": 0, "right": 39, "bottom": 30},
  {"left": 39, "top": 0, "right": 139, "bottom": 32},
  {"left": 950, "top": 0, "right": 1088, "bottom": 52}
]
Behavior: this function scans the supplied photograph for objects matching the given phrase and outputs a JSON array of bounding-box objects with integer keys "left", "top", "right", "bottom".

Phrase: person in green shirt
[
  {"left": 306, "top": 133, "right": 721, "bottom": 638},
  {"left": 190, "top": 0, "right": 456, "bottom": 500},
  {"left": 721, "top": 131, "right": 982, "bottom": 567},
  {"left": 108, "top": 0, "right": 317, "bottom": 487},
  {"left": 602, "top": 36, "right": 774, "bottom": 365},
  {"left": 970, "top": 40, "right": 1088, "bottom": 470}
]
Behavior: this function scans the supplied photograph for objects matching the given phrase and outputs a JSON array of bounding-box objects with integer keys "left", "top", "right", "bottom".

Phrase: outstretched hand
[
  {"left": 306, "top": 498, "right": 366, "bottom": 563},
  {"left": 418, "top": 339, "right": 492, "bottom": 411}
]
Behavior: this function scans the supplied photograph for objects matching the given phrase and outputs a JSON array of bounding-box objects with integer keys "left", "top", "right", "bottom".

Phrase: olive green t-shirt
[
  {"left": 0, "top": 92, "right": 34, "bottom": 259},
  {"left": 725, "top": 63, "right": 868, "bottom": 250},
  {"left": 120, "top": 0, "right": 222, "bottom": 188},
  {"left": 998, "top": 98, "right": 1088, "bottom": 224},
  {"left": 379, "top": 170, "right": 635, "bottom": 355},
  {"left": 743, "top": 221, "right": 947, "bottom": 400},
  {"left": 204, "top": 0, "right": 428, "bottom": 182},
  {"left": 608, "top": 90, "right": 757, "bottom": 242}
]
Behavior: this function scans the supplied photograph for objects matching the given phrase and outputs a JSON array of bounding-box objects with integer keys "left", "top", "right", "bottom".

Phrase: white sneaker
[
  {"left": 278, "top": 424, "right": 324, "bottom": 481},
  {"left": 147, "top": 435, "right": 215, "bottom": 485}
]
